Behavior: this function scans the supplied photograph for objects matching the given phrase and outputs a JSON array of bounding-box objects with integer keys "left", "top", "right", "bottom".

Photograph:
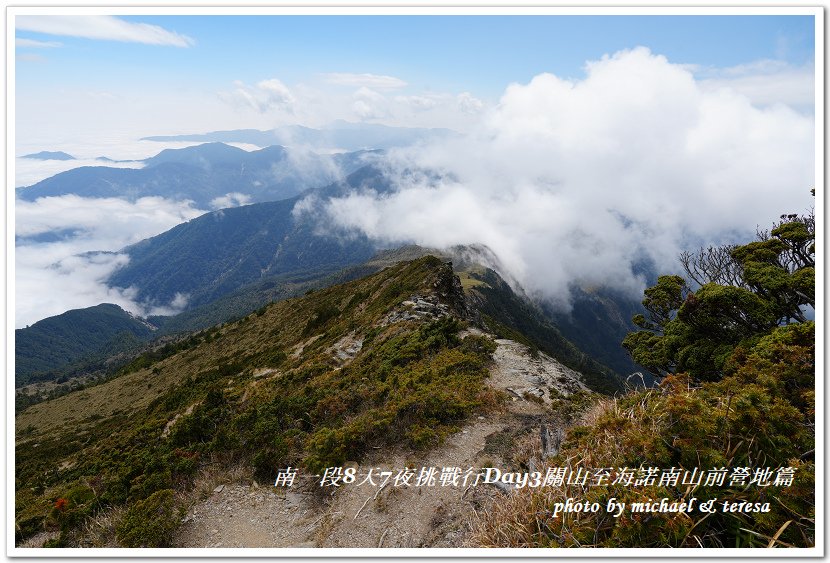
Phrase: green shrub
[
  {"left": 473, "top": 323, "right": 815, "bottom": 548},
  {"left": 115, "top": 489, "right": 179, "bottom": 548}
]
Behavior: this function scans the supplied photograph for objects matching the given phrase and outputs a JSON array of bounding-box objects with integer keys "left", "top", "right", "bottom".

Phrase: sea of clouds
[
  {"left": 14, "top": 47, "right": 815, "bottom": 327},
  {"left": 300, "top": 48, "right": 815, "bottom": 310}
]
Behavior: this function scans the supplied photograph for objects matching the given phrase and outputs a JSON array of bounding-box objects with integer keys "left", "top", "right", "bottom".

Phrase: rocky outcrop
[{"left": 432, "top": 261, "right": 470, "bottom": 320}]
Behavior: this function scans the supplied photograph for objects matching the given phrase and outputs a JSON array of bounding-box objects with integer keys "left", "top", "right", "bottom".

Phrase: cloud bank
[
  {"left": 210, "top": 192, "right": 251, "bottom": 210},
  {"left": 697, "top": 59, "right": 815, "bottom": 111},
  {"left": 15, "top": 195, "right": 206, "bottom": 327},
  {"left": 220, "top": 78, "right": 296, "bottom": 114},
  {"left": 305, "top": 47, "right": 814, "bottom": 310}
]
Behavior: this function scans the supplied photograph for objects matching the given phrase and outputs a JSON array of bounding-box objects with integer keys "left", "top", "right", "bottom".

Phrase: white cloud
[
  {"left": 258, "top": 79, "right": 295, "bottom": 106},
  {"left": 16, "top": 37, "right": 62, "bottom": 48},
  {"left": 15, "top": 15, "right": 193, "bottom": 47},
  {"left": 215, "top": 76, "right": 487, "bottom": 133},
  {"left": 352, "top": 87, "right": 389, "bottom": 120},
  {"left": 395, "top": 93, "right": 444, "bottom": 112},
  {"left": 15, "top": 195, "right": 206, "bottom": 327},
  {"left": 697, "top": 59, "right": 814, "bottom": 110},
  {"left": 302, "top": 47, "right": 814, "bottom": 311},
  {"left": 457, "top": 92, "right": 485, "bottom": 114},
  {"left": 324, "top": 73, "right": 407, "bottom": 89},
  {"left": 220, "top": 78, "right": 295, "bottom": 114},
  {"left": 15, "top": 248, "right": 140, "bottom": 328},
  {"left": 145, "top": 292, "right": 190, "bottom": 317},
  {"left": 210, "top": 192, "right": 251, "bottom": 210},
  {"left": 15, "top": 53, "right": 46, "bottom": 63}
]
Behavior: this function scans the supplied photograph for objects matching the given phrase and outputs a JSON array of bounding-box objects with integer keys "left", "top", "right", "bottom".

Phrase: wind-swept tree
[{"left": 624, "top": 206, "right": 814, "bottom": 382}]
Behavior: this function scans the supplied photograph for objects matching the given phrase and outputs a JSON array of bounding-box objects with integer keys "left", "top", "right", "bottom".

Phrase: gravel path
[{"left": 173, "top": 336, "right": 582, "bottom": 549}]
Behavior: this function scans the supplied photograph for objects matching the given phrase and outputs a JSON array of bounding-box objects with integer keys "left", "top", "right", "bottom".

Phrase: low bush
[
  {"left": 473, "top": 322, "right": 815, "bottom": 548},
  {"left": 115, "top": 489, "right": 179, "bottom": 548}
]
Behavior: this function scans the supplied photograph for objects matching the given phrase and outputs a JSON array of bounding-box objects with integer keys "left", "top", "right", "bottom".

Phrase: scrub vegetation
[
  {"left": 473, "top": 208, "right": 815, "bottom": 548},
  {"left": 15, "top": 256, "right": 501, "bottom": 547}
]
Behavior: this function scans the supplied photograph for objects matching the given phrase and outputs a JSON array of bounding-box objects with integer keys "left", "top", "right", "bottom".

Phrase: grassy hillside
[
  {"left": 16, "top": 244, "right": 625, "bottom": 417},
  {"left": 15, "top": 256, "right": 502, "bottom": 547}
]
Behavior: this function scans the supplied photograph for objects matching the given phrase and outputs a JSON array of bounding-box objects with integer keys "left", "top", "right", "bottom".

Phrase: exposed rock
[
  {"left": 490, "top": 339, "right": 587, "bottom": 403},
  {"left": 432, "top": 262, "right": 469, "bottom": 319},
  {"left": 291, "top": 335, "right": 321, "bottom": 359},
  {"left": 161, "top": 402, "right": 199, "bottom": 438},
  {"left": 328, "top": 332, "right": 364, "bottom": 366},
  {"left": 381, "top": 294, "right": 451, "bottom": 326},
  {"left": 540, "top": 424, "right": 564, "bottom": 458}
]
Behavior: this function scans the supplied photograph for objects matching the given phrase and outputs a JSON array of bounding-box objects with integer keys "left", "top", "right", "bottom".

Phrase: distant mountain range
[
  {"left": 141, "top": 120, "right": 457, "bottom": 151},
  {"left": 16, "top": 142, "right": 379, "bottom": 208},
  {"left": 21, "top": 151, "right": 75, "bottom": 161},
  {"left": 16, "top": 122, "right": 454, "bottom": 207}
]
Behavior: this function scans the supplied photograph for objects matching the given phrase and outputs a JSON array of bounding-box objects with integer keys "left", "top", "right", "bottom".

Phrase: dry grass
[
  {"left": 190, "top": 459, "right": 253, "bottom": 502},
  {"left": 578, "top": 397, "right": 613, "bottom": 428},
  {"left": 15, "top": 361, "right": 189, "bottom": 442},
  {"left": 509, "top": 431, "right": 542, "bottom": 470},
  {"left": 74, "top": 505, "right": 127, "bottom": 548},
  {"left": 469, "top": 391, "right": 668, "bottom": 548},
  {"left": 70, "top": 462, "right": 254, "bottom": 548},
  {"left": 16, "top": 530, "right": 60, "bottom": 548},
  {"left": 470, "top": 363, "right": 816, "bottom": 549}
]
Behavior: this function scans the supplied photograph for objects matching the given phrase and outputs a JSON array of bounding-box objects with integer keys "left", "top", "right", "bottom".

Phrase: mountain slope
[
  {"left": 543, "top": 287, "right": 644, "bottom": 381},
  {"left": 15, "top": 256, "right": 505, "bottom": 545},
  {"left": 15, "top": 304, "right": 156, "bottom": 386},
  {"left": 19, "top": 243, "right": 624, "bottom": 401},
  {"left": 104, "top": 165, "right": 397, "bottom": 311},
  {"left": 461, "top": 267, "right": 623, "bottom": 394},
  {"left": 16, "top": 255, "right": 627, "bottom": 548},
  {"left": 16, "top": 143, "right": 378, "bottom": 207},
  {"left": 105, "top": 197, "right": 376, "bottom": 311},
  {"left": 172, "top": 330, "right": 589, "bottom": 549}
]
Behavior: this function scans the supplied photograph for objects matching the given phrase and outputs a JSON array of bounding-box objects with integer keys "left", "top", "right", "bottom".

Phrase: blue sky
[
  {"left": 16, "top": 14, "right": 815, "bottom": 95},
  {"left": 14, "top": 12, "right": 816, "bottom": 151},
  {"left": 120, "top": 14, "right": 817, "bottom": 88}
]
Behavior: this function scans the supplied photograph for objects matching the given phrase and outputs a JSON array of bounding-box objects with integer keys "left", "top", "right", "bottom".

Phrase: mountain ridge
[
  {"left": 16, "top": 255, "right": 606, "bottom": 548},
  {"left": 16, "top": 142, "right": 379, "bottom": 208},
  {"left": 22, "top": 151, "right": 75, "bottom": 161},
  {"left": 140, "top": 121, "right": 457, "bottom": 151}
]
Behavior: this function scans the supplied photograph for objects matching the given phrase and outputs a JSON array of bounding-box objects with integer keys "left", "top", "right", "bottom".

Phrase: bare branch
[{"left": 679, "top": 245, "right": 745, "bottom": 288}]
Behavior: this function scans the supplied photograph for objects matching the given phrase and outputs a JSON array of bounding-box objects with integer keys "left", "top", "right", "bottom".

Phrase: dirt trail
[{"left": 173, "top": 336, "right": 582, "bottom": 548}]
